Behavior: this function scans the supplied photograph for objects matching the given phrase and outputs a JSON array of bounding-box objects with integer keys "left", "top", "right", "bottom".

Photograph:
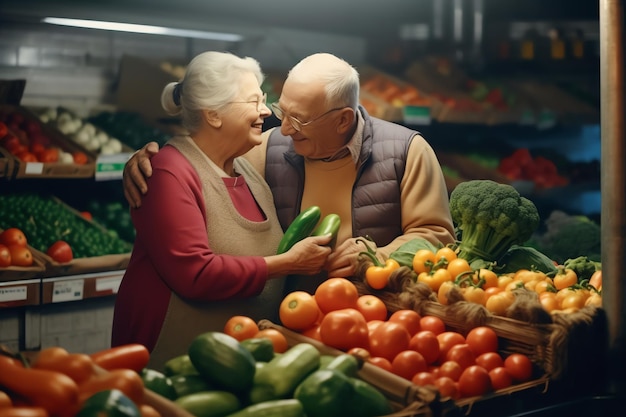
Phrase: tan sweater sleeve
[{"left": 377, "top": 134, "right": 456, "bottom": 259}]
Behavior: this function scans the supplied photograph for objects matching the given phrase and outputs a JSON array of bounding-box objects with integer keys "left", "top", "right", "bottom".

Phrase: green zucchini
[
  {"left": 188, "top": 332, "right": 256, "bottom": 392},
  {"left": 347, "top": 377, "right": 393, "bottom": 417},
  {"left": 140, "top": 368, "right": 177, "bottom": 400},
  {"left": 240, "top": 337, "right": 275, "bottom": 362},
  {"left": 170, "top": 374, "right": 214, "bottom": 398},
  {"left": 250, "top": 343, "right": 320, "bottom": 403},
  {"left": 175, "top": 391, "right": 241, "bottom": 417},
  {"left": 311, "top": 213, "right": 341, "bottom": 248},
  {"left": 225, "top": 399, "right": 305, "bottom": 417},
  {"left": 276, "top": 206, "right": 321, "bottom": 254},
  {"left": 163, "top": 354, "right": 198, "bottom": 377},
  {"left": 320, "top": 354, "right": 359, "bottom": 377}
]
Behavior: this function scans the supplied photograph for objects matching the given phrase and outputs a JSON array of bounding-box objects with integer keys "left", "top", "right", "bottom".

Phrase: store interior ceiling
[{"left": 0, "top": 0, "right": 601, "bottom": 41}]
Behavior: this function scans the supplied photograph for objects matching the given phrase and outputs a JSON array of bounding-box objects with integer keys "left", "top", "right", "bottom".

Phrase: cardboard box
[{"left": 116, "top": 55, "right": 181, "bottom": 122}]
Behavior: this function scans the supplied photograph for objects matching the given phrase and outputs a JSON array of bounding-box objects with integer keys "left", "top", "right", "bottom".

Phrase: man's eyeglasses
[
  {"left": 270, "top": 103, "right": 347, "bottom": 132},
  {"left": 228, "top": 93, "right": 267, "bottom": 112}
]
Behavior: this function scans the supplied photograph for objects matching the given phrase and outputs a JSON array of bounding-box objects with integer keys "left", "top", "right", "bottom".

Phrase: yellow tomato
[
  {"left": 413, "top": 249, "right": 436, "bottom": 274},
  {"left": 585, "top": 292, "right": 602, "bottom": 307},
  {"left": 560, "top": 292, "right": 587, "bottom": 311},
  {"left": 462, "top": 285, "right": 486, "bottom": 306},
  {"left": 553, "top": 268, "right": 578, "bottom": 290},
  {"left": 435, "top": 246, "right": 457, "bottom": 264},
  {"left": 485, "top": 291, "right": 515, "bottom": 316},
  {"left": 446, "top": 258, "right": 473, "bottom": 281},
  {"left": 539, "top": 292, "right": 560, "bottom": 313},
  {"left": 474, "top": 268, "right": 498, "bottom": 289}
]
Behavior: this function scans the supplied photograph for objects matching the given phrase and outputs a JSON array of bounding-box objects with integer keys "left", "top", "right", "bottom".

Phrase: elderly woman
[{"left": 111, "top": 51, "right": 332, "bottom": 369}]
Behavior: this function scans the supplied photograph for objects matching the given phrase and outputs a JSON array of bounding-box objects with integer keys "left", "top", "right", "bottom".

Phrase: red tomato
[
  {"left": 0, "top": 244, "right": 11, "bottom": 267},
  {"left": 411, "top": 371, "right": 436, "bottom": 387},
  {"left": 445, "top": 344, "right": 476, "bottom": 370},
  {"left": 279, "top": 291, "right": 320, "bottom": 331},
  {"left": 38, "top": 148, "right": 59, "bottom": 163},
  {"left": 301, "top": 324, "right": 322, "bottom": 342},
  {"left": 475, "top": 351, "right": 504, "bottom": 371},
  {"left": 314, "top": 277, "right": 359, "bottom": 314},
  {"left": 8, "top": 245, "right": 33, "bottom": 267},
  {"left": 391, "top": 350, "right": 428, "bottom": 380},
  {"left": 504, "top": 353, "right": 534, "bottom": 382},
  {"left": 369, "top": 321, "right": 411, "bottom": 361},
  {"left": 437, "top": 360, "right": 463, "bottom": 381},
  {"left": 223, "top": 315, "right": 259, "bottom": 341},
  {"left": 254, "top": 329, "right": 289, "bottom": 353},
  {"left": 388, "top": 309, "right": 421, "bottom": 336},
  {"left": 419, "top": 315, "right": 446, "bottom": 335},
  {"left": 319, "top": 308, "right": 369, "bottom": 351},
  {"left": 0, "top": 121, "right": 7, "bottom": 137},
  {"left": 408, "top": 330, "right": 440, "bottom": 365},
  {"left": 80, "top": 211, "right": 93, "bottom": 221},
  {"left": 72, "top": 151, "right": 89, "bottom": 165},
  {"left": 0, "top": 228, "right": 27, "bottom": 247},
  {"left": 465, "top": 326, "right": 499, "bottom": 356},
  {"left": 458, "top": 365, "right": 492, "bottom": 398},
  {"left": 436, "top": 331, "right": 466, "bottom": 364},
  {"left": 46, "top": 240, "right": 73, "bottom": 263},
  {"left": 16, "top": 151, "right": 37, "bottom": 162},
  {"left": 434, "top": 376, "right": 459, "bottom": 399},
  {"left": 368, "top": 356, "right": 392, "bottom": 372},
  {"left": 489, "top": 366, "right": 513, "bottom": 390},
  {"left": 356, "top": 295, "right": 388, "bottom": 322}
]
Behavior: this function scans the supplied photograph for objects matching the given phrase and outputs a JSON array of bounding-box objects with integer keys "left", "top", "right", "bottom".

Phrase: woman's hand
[
  {"left": 123, "top": 142, "right": 160, "bottom": 208},
  {"left": 266, "top": 234, "right": 332, "bottom": 277}
]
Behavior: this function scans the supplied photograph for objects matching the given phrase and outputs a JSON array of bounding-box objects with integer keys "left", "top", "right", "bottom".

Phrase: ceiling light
[{"left": 42, "top": 17, "right": 243, "bottom": 42}]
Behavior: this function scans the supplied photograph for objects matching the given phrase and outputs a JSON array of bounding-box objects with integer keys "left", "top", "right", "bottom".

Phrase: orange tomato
[
  {"left": 388, "top": 309, "right": 422, "bottom": 336},
  {"left": 391, "top": 350, "right": 428, "bottom": 380},
  {"left": 369, "top": 321, "right": 411, "bottom": 361},
  {"left": 434, "top": 376, "right": 459, "bottom": 399},
  {"left": 223, "top": 315, "right": 260, "bottom": 341},
  {"left": 356, "top": 295, "right": 388, "bottom": 322},
  {"left": 409, "top": 330, "right": 440, "bottom": 365},
  {"left": 368, "top": 356, "right": 392, "bottom": 372},
  {"left": 7, "top": 245, "right": 33, "bottom": 267},
  {"left": 279, "top": 291, "right": 320, "bottom": 331},
  {"left": 72, "top": 151, "right": 89, "bottom": 165},
  {"left": 485, "top": 291, "right": 515, "bottom": 316},
  {"left": 0, "top": 244, "right": 10, "bottom": 267},
  {"left": 301, "top": 324, "right": 322, "bottom": 342},
  {"left": 314, "top": 277, "right": 359, "bottom": 314},
  {"left": 419, "top": 315, "right": 446, "bottom": 335},
  {"left": 0, "top": 228, "right": 27, "bottom": 247},
  {"left": 254, "top": 328, "right": 289, "bottom": 353},
  {"left": 319, "top": 308, "right": 370, "bottom": 351}
]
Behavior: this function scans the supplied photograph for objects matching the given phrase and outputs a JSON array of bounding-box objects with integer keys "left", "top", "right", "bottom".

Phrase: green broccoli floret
[
  {"left": 449, "top": 179, "right": 540, "bottom": 267},
  {"left": 530, "top": 210, "right": 601, "bottom": 265}
]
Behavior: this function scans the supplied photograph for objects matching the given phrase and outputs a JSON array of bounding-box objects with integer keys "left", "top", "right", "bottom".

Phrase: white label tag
[
  {"left": 24, "top": 162, "right": 44, "bottom": 175},
  {"left": 52, "top": 280, "right": 84, "bottom": 302},
  {"left": 95, "top": 276, "right": 122, "bottom": 293},
  {"left": 0, "top": 285, "right": 27, "bottom": 302}
]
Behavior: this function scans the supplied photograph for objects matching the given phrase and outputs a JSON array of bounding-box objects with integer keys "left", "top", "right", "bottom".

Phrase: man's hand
[
  {"left": 123, "top": 142, "right": 160, "bottom": 208},
  {"left": 325, "top": 237, "right": 375, "bottom": 278}
]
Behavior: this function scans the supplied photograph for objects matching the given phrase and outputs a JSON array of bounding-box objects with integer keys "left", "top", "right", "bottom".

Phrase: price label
[
  {"left": 95, "top": 276, "right": 123, "bottom": 294},
  {"left": 52, "top": 280, "right": 84, "bottom": 303},
  {"left": 24, "top": 162, "right": 44, "bottom": 175},
  {"left": 0, "top": 285, "right": 27, "bottom": 302},
  {"left": 95, "top": 152, "right": 133, "bottom": 181}
]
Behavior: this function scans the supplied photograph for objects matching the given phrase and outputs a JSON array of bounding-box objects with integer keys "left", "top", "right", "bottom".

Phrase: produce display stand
[
  {"left": 0, "top": 105, "right": 96, "bottom": 179},
  {"left": 257, "top": 319, "right": 443, "bottom": 417},
  {"left": 349, "top": 274, "right": 608, "bottom": 416}
]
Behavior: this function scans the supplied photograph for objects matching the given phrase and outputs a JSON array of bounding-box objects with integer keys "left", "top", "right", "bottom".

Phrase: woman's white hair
[{"left": 161, "top": 51, "right": 265, "bottom": 132}]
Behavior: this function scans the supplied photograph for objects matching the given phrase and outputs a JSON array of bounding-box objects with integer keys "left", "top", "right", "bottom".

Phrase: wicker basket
[{"left": 351, "top": 267, "right": 608, "bottom": 382}]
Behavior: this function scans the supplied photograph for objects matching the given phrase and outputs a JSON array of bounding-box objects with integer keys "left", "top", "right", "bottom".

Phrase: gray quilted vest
[{"left": 265, "top": 106, "right": 417, "bottom": 246}]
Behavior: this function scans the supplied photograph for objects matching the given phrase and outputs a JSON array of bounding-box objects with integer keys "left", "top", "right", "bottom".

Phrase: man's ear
[
  {"left": 203, "top": 109, "right": 222, "bottom": 128},
  {"left": 336, "top": 107, "right": 356, "bottom": 134}
]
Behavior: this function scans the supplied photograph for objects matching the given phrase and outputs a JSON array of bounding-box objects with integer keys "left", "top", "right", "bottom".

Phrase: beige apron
[{"left": 148, "top": 136, "right": 285, "bottom": 370}]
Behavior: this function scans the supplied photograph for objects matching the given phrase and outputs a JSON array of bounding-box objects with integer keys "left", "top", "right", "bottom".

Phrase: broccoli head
[{"left": 449, "top": 179, "right": 540, "bottom": 266}]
